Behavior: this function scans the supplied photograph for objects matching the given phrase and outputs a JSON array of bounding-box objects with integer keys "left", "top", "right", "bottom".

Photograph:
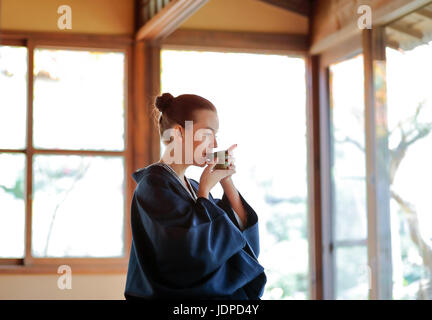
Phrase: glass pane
[
  {"left": 0, "top": 153, "right": 26, "bottom": 258},
  {"left": 386, "top": 40, "right": 432, "bottom": 300},
  {"left": 0, "top": 46, "right": 27, "bottom": 149},
  {"left": 33, "top": 49, "right": 125, "bottom": 151},
  {"left": 329, "top": 55, "right": 367, "bottom": 241},
  {"left": 32, "top": 155, "right": 125, "bottom": 257},
  {"left": 329, "top": 54, "right": 368, "bottom": 299},
  {"left": 161, "top": 50, "right": 309, "bottom": 299},
  {"left": 335, "top": 245, "right": 369, "bottom": 299}
]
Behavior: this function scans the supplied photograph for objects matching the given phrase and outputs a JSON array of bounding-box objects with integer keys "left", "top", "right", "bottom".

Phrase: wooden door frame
[{"left": 317, "top": 33, "right": 363, "bottom": 299}]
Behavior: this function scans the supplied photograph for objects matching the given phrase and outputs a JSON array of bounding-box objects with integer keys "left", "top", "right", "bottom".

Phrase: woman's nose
[{"left": 214, "top": 136, "right": 218, "bottom": 148}]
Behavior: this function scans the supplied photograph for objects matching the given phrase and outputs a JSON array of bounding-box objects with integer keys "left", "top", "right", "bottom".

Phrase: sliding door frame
[
  {"left": 318, "top": 34, "right": 364, "bottom": 299},
  {"left": 362, "top": 27, "right": 393, "bottom": 300}
]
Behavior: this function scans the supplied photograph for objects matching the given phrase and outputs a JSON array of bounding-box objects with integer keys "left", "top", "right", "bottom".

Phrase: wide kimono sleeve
[
  {"left": 211, "top": 189, "right": 261, "bottom": 260},
  {"left": 130, "top": 171, "right": 264, "bottom": 298}
]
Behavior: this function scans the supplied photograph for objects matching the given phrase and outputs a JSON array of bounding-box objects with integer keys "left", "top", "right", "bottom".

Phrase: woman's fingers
[
  {"left": 227, "top": 156, "right": 235, "bottom": 166},
  {"left": 205, "top": 156, "right": 218, "bottom": 172},
  {"left": 227, "top": 144, "right": 238, "bottom": 155}
]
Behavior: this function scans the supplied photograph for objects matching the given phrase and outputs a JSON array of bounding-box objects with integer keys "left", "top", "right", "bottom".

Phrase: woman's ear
[{"left": 175, "top": 125, "right": 184, "bottom": 140}]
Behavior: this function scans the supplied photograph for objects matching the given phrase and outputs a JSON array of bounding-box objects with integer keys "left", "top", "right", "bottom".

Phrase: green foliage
[
  {"left": 0, "top": 174, "right": 24, "bottom": 200},
  {"left": 265, "top": 202, "right": 307, "bottom": 242},
  {"left": 266, "top": 272, "right": 308, "bottom": 299}
]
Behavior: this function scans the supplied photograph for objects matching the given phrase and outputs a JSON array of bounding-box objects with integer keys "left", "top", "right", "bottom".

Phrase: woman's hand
[
  {"left": 220, "top": 144, "right": 237, "bottom": 185},
  {"left": 198, "top": 152, "right": 236, "bottom": 199}
]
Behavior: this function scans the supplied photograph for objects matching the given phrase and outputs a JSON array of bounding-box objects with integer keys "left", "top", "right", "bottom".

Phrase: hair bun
[{"left": 156, "top": 93, "right": 174, "bottom": 113}]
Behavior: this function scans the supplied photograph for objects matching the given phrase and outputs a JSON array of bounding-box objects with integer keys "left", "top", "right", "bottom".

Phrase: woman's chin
[{"left": 197, "top": 161, "right": 206, "bottom": 167}]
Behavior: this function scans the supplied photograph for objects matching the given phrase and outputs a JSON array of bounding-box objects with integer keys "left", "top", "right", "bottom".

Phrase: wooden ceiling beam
[
  {"left": 256, "top": 0, "right": 311, "bottom": 17},
  {"left": 414, "top": 8, "right": 432, "bottom": 20},
  {"left": 136, "top": 0, "right": 209, "bottom": 42},
  {"left": 387, "top": 24, "right": 424, "bottom": 40},
  {"left": 386, "top": 39, "right": 401, "bottom": 50},
  {"left": 161, "top": 29, "right": 309, "bottom": 54},
  {"left": 310, "top": 0, "right": 432, "bottom": 54}
]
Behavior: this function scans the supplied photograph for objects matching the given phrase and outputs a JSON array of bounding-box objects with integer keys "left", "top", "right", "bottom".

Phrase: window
[
  {"left": 160, "top": 49, "right": 309, "bottom": 299},
  {"left": 0, "top": 153, "right": 26, "bottom": 258},
  {"left": 385, "top": 39, "right": 432, "bottom": 300},
  {"left": 32, "top": 49, "right": 125, "bottom": 151},
  {"left": 0, "top": 43, "right": 129, "bottom": 268},
  {"left": 0, "top": 45, "right": 28, "bottom": 258},
  {"left": 321, "top": 9, "right": 432, "bottom": 299},
  {"left": 328, "top": 54, "right": 369, "bottom": 299}
]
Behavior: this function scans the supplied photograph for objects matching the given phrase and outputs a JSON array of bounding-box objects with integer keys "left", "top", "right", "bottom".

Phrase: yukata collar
[{"left": 137, "top": 162, "right": 198, "bottom": 202}]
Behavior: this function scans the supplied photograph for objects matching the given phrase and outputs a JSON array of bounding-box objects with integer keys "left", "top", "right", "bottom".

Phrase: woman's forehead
[{"left": 194, "top": 110, "right": 219, "bottom": 131}]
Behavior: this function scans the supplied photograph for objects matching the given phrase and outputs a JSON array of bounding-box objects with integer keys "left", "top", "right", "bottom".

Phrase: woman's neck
[{"left": 159, "top": 158, "right": 188, "bottom": 181}]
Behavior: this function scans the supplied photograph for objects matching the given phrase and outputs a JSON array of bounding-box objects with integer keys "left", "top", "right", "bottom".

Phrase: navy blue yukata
[{"left": 124, "top": 163, "right": 267, "bottom": 300}]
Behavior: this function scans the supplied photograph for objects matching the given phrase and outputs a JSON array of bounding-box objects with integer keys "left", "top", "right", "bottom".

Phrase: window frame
[
  {"left": 318, "top": 33, "right": 365, "bottom": 299},
  {"left": 0, "top": 31, "right": 135, "bottom": 274}
]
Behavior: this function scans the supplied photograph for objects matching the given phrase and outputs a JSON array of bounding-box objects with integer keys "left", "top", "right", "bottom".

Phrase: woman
[{"left": 124, "top": 93, "right": 266, "bottom": 300}]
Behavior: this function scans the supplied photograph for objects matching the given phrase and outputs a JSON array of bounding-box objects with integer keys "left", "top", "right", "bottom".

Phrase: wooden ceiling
[
  {"left": 256, "top": 0, "right": 312, "bottom": 16},
  {"left": 135, "top": 0, "right": 311, "bottom": 41},
  {"left": 136, "top": 0, "right": 312, "bottom": 28},
  {"left": 386, "top": 3, "right": 432, "bottom": 51},
  {"left": 134, "top": 0, "right": 432, "bottom": 51}
]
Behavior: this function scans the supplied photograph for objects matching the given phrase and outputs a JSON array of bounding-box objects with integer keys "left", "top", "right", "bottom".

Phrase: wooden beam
[
  {"left": 386, "top": 39, "right": 401, "bottom": 50},
  {"left": 149, "top": 45, "right": 161, "bottom": 162},
  {"left": 0, "top": 30, "right": 133, "bottom": 47},
  {"left": 133, "top": 41, "right": 161, "bottom": 169},
  {"left": 161, "top": 29, "right": 308, "bottom": 54},
  {"left": 317, "top": 60, "right": 334, "bottom": 300},
  {"left": 125, "top": 44, "right": 134, "bottom": 262},
  {"left": 24, "top": 39, "right": 35, "bottom": 267},
  {"left": 256, "top": 0, "right": 311, "bottom": 16},
  {"left": 362, "top": 27, "right": 393, "bottom": 300},
  {"left": 0, "top": 263, "right": 128, "bottom": 274},
  {"left": 306, "top": 54, "right": 324, "bottom": 300},
  {"left": 414, "top": 8, "right": 432, "bottom": 19},
  {"left": 372, "top": 0, "right": 432, "bottom": 26},
  {"left": 387, "top": 24, "right": 424, "bottom": 39},
  {"left": 136, "top": 0, "right": 209, "bottom": 42},
  {"left": 320, "top": 33, "right": 362, "bottom": 67},
  {"left": 310, "top": 0, "right": 432, "bottom": 54}
]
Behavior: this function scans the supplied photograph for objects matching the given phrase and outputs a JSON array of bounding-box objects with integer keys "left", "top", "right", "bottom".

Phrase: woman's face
[{"left": 179, "top": 109, "right": 219, "bottom": 167}]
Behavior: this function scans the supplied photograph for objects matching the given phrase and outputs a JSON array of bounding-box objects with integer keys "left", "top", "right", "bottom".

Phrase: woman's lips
[{"left": 203, "top": 150, "right": 212, "bottom": 158}]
